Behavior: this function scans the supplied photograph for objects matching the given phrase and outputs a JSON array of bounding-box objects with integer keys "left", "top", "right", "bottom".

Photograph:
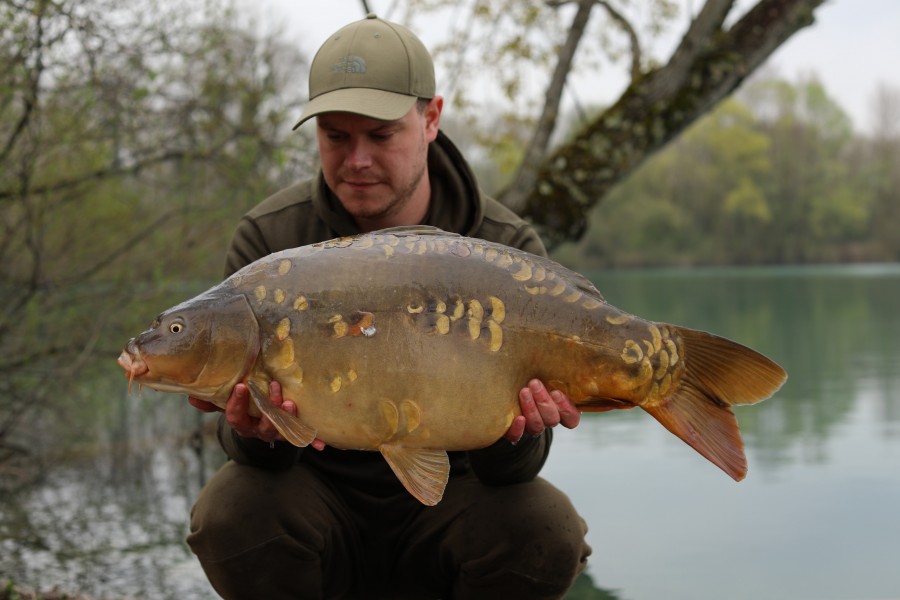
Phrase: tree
[
  {"left": 564, "top": 95, "right": 775, "bottom": 267},
  {"left": 867, "top": 85, "right": 900, "bottom": 260},
  {"left": 406, "top": 0, "right": 826, "bottom": 245},
  {"left": 0, "top": 0, "right": 312, "bottom": 474},
  {"left": 552, "top": 73, "right": 888, "bottom": 268}
]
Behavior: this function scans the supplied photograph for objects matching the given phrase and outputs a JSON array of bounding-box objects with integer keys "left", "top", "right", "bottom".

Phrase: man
[{"left": 186, "top": 14, "right": 590, "bottom": 600}]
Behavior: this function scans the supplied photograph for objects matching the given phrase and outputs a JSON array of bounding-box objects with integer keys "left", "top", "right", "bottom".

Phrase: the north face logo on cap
[{"left": 331, "top": 56, "right": 367, "bottom": 74}]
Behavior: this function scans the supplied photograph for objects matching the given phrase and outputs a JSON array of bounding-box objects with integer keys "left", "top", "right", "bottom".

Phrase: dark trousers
[{"left": 187, "top": 460, "right": 590, "bottom": 599}]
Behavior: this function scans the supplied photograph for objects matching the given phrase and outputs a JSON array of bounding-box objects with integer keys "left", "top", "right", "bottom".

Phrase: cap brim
[{"left": 292, "top": 88, "right": 418, "bottom": 130}]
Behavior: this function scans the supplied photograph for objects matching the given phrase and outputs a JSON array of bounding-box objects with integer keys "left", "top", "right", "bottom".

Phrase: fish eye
[{"left": 169, "top": 321, "right": 185, "bottom": 334}]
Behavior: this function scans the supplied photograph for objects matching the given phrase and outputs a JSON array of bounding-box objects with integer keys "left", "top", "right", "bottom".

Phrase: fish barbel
[{"left": 117, "top": 226, "right": 786, "bottom": 505}]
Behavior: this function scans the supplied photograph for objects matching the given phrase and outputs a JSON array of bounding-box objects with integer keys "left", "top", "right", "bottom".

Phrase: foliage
[
  {"left": 407, "top": 0, "right": 677, "bottom": 112},
  {"left": 563, "top": 571, "right": 624, "bottom": 599},
  {"left": 0, "top": 0, "right": 314, "bottom": 471},
  {"left": 552, "top": 75, "right": 900, "bottom": 268}
]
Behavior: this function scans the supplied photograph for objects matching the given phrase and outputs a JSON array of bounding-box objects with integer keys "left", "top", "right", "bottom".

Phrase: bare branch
[
  {"left": 66, "top": 207, "right": 188, "bottom": 284},
  {"left": 0, "top": 148, "right": 220, "bottom": 201},
  {"left": 596, "top": 1, "right": 642, "bottom": 80},
  {"left": 504, "top": 0, "right": 595, "bottom": 212},
  {"left": 0, "top": 3, "right": 45, "bottom": 164},
  {"left": 661, "top": 0, "right": 734, "bottom": 96}
]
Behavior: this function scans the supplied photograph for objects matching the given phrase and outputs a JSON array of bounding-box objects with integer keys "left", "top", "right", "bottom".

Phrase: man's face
[{"left": 316, "top": 98, "right": 442, "bottom": 231}]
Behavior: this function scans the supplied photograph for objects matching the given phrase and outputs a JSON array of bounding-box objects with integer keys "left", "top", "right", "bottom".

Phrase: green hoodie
[{"left": 218, "top": 130, "right": 554, "bottom": 495}]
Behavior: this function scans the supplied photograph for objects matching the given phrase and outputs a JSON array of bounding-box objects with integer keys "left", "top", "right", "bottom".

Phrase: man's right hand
[{"left": 188, "top": 382, "right": 326, "bottom": 450}]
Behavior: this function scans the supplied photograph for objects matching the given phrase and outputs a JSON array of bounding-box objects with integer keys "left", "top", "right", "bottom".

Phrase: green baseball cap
[{"left": 293, "top": 14, "right": 435, "bottom": 129}]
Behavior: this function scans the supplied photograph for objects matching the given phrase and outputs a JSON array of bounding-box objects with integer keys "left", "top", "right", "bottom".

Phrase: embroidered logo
[{"left": 331, "top": 56, "right": 367, "bottom": 74}]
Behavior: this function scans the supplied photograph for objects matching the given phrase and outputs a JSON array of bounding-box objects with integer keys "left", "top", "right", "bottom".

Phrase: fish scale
[{"left": 118, "top": 226, "right": 787, "bottom": 506}]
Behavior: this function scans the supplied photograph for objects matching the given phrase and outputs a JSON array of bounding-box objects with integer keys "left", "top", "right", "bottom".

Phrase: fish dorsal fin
[
  {"left": 374, "top": 225, "right": 459, "bottom": 238},
  {"left": 246, "top": 379, "right": 318, "bottom": 447},
  {"left": 379, "top": 445, "right": 450, "bottom": 506}
]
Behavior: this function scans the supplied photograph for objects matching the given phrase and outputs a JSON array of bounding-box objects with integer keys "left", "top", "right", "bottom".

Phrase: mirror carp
[{"left": 117, "top": 226, "right": 787, "bottom": 505}]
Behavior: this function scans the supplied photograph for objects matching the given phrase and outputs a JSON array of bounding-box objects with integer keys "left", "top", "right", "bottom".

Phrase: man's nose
[{"left": 345, "top": 138, "right": 373, "bottom": 169}]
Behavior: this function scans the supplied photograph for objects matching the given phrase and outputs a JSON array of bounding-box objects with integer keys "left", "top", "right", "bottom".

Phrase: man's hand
[
  {"left": 504, "top": 379, "right": 581, "bottom": 444},
  {"left": 187, "top": 382, "right": 326, "bottom": 450}
]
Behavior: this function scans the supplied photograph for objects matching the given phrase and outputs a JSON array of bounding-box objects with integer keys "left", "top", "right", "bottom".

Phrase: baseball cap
[{"left": 292, "top": 13, "right": 435, "bottom": 129}]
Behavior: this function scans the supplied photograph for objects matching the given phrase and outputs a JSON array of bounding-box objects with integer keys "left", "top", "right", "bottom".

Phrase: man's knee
[
  {"left": 187, "top": 461, "right": 342, "bottom": 561},
  {"left": 186, "top": 461, "right": 360, "bottom": 599},
  {"left": 448, "top": 477, "right": 591, "bottom": 598}
]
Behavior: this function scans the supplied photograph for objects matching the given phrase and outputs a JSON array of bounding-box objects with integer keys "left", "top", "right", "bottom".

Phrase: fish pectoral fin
[
  {"left": 379, "top": 445, "right": 449, "bottom": 506},
  {"left": 246, "top": 379, "right": 318, "bottom": 448}
]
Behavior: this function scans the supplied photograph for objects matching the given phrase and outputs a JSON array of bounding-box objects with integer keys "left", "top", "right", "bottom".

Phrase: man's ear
[{"left": 423, "top": 96, "right": 443, "bottom": 142}]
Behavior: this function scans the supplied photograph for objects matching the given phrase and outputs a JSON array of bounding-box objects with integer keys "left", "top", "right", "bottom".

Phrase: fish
[{"left": 117, "top": 226, "right": 787, "bottom": 505}]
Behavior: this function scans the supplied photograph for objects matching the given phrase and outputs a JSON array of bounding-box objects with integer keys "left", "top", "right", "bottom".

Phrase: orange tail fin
[{"left": 642, "top": 326, "right": 787, "bottom": 481}]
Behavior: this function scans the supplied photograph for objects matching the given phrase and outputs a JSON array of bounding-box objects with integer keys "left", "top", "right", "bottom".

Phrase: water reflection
[
  {"left": 0, "top": 384, "right": 222, "bottom": 598},
  {"left": 2, "top": 265, "right": 899, "bottom": 599}
]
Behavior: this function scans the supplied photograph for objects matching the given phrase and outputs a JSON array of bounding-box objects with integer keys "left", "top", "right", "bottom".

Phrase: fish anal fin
[
  {"left": 246, "top": 379, "right": 318, "bottom": 448},
  {"left": 644, "top": 384, "right": 747, "bottom": 481},
  {"left": 379, "top": 445, "right": 449, "bottom": 506}
]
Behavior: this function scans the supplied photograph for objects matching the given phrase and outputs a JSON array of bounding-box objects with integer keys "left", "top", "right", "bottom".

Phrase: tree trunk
[{"left": 500, "top": 0, "right": 826, "bottom": 246}]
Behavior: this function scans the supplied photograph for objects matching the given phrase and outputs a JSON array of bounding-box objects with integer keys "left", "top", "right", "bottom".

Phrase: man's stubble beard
[{"left": 351, "top": 137, "right": 429, "bottom": 223}]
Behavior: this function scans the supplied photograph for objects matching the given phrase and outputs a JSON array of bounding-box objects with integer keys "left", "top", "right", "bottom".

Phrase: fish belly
[
  {"left": 271, "top": 313, "right": 546, "bottom": 452},
  {"left": 240, "top": 229, "right": 656, "bottom": 450}
]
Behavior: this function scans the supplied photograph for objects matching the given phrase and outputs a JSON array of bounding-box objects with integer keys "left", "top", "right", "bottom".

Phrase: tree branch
[
  {"left": 513, "top": 0, "right": 826, "bottom": 246},
  {"left": 0, "top": 2, "right": 45, "bottom": 165},
  {"left": 596, "top": 0, "right": 642, "bottom": 81},
  {"left": 660, "top": 0, "right": 734, "bottom": 98},
  {"left": 0, "top": 148, "right": 218, "bottom": 201},
  {"left": 504, "top": 0, "right": 595, "bottom": 212}
]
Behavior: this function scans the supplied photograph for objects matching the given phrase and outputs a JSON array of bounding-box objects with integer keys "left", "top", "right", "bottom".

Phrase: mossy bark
[{"left": 502, "top": 0, "right": 825, "bottom": 247}]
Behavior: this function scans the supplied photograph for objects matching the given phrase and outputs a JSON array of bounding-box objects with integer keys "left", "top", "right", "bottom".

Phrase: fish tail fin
[
  {"left": 677, "top": 327, "right": 787, "bottom": 407},
  {"left": 643, "top": 326, "right": 787, "bottom": 481}
]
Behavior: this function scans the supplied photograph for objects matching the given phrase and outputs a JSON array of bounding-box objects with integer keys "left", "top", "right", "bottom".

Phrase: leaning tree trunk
[{"left": 500, "top": 0, "right": 826, "bottom": 247}]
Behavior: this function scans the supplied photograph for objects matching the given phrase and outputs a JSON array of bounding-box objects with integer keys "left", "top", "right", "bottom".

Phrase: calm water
[
  {"left": 2, "top": 265, "right": 899, "bottom": 599},
  {"left": 542, "top": 264, "right": 900, "bottom": 600}
]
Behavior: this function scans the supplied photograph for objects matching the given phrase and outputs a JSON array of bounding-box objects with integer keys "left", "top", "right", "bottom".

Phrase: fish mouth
[{"left": 117, "top": 344, "right": 149, "bottom": 393}]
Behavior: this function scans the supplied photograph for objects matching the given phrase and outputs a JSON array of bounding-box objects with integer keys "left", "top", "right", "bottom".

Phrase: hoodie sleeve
[
  {"left": 217, "top": 415, "right": 302, "bottom": 470},
  {"left": 468, "top": 429, "right": 553, "bottom": 485},
  {"left": 224, "top": 216, "right": 273, "bottom": 278}
]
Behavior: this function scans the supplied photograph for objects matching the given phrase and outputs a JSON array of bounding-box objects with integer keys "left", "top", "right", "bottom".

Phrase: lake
[{"left": 2, "top": 265, "right": 899, "bottom": 599}]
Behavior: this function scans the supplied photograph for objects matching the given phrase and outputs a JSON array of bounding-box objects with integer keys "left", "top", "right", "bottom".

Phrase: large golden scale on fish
[{"left": 118, "top": 226, "right": 787, "bottom": 506}]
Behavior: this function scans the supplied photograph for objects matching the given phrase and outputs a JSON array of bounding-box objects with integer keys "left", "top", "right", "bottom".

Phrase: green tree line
[{"left": 553, "top": 76, "right": 900, "bottom": 268}]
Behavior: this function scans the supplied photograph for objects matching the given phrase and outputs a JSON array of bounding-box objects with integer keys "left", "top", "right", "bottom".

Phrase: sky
[{"left": 244, "top": 0, "right": 900, "bottom": 135}]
